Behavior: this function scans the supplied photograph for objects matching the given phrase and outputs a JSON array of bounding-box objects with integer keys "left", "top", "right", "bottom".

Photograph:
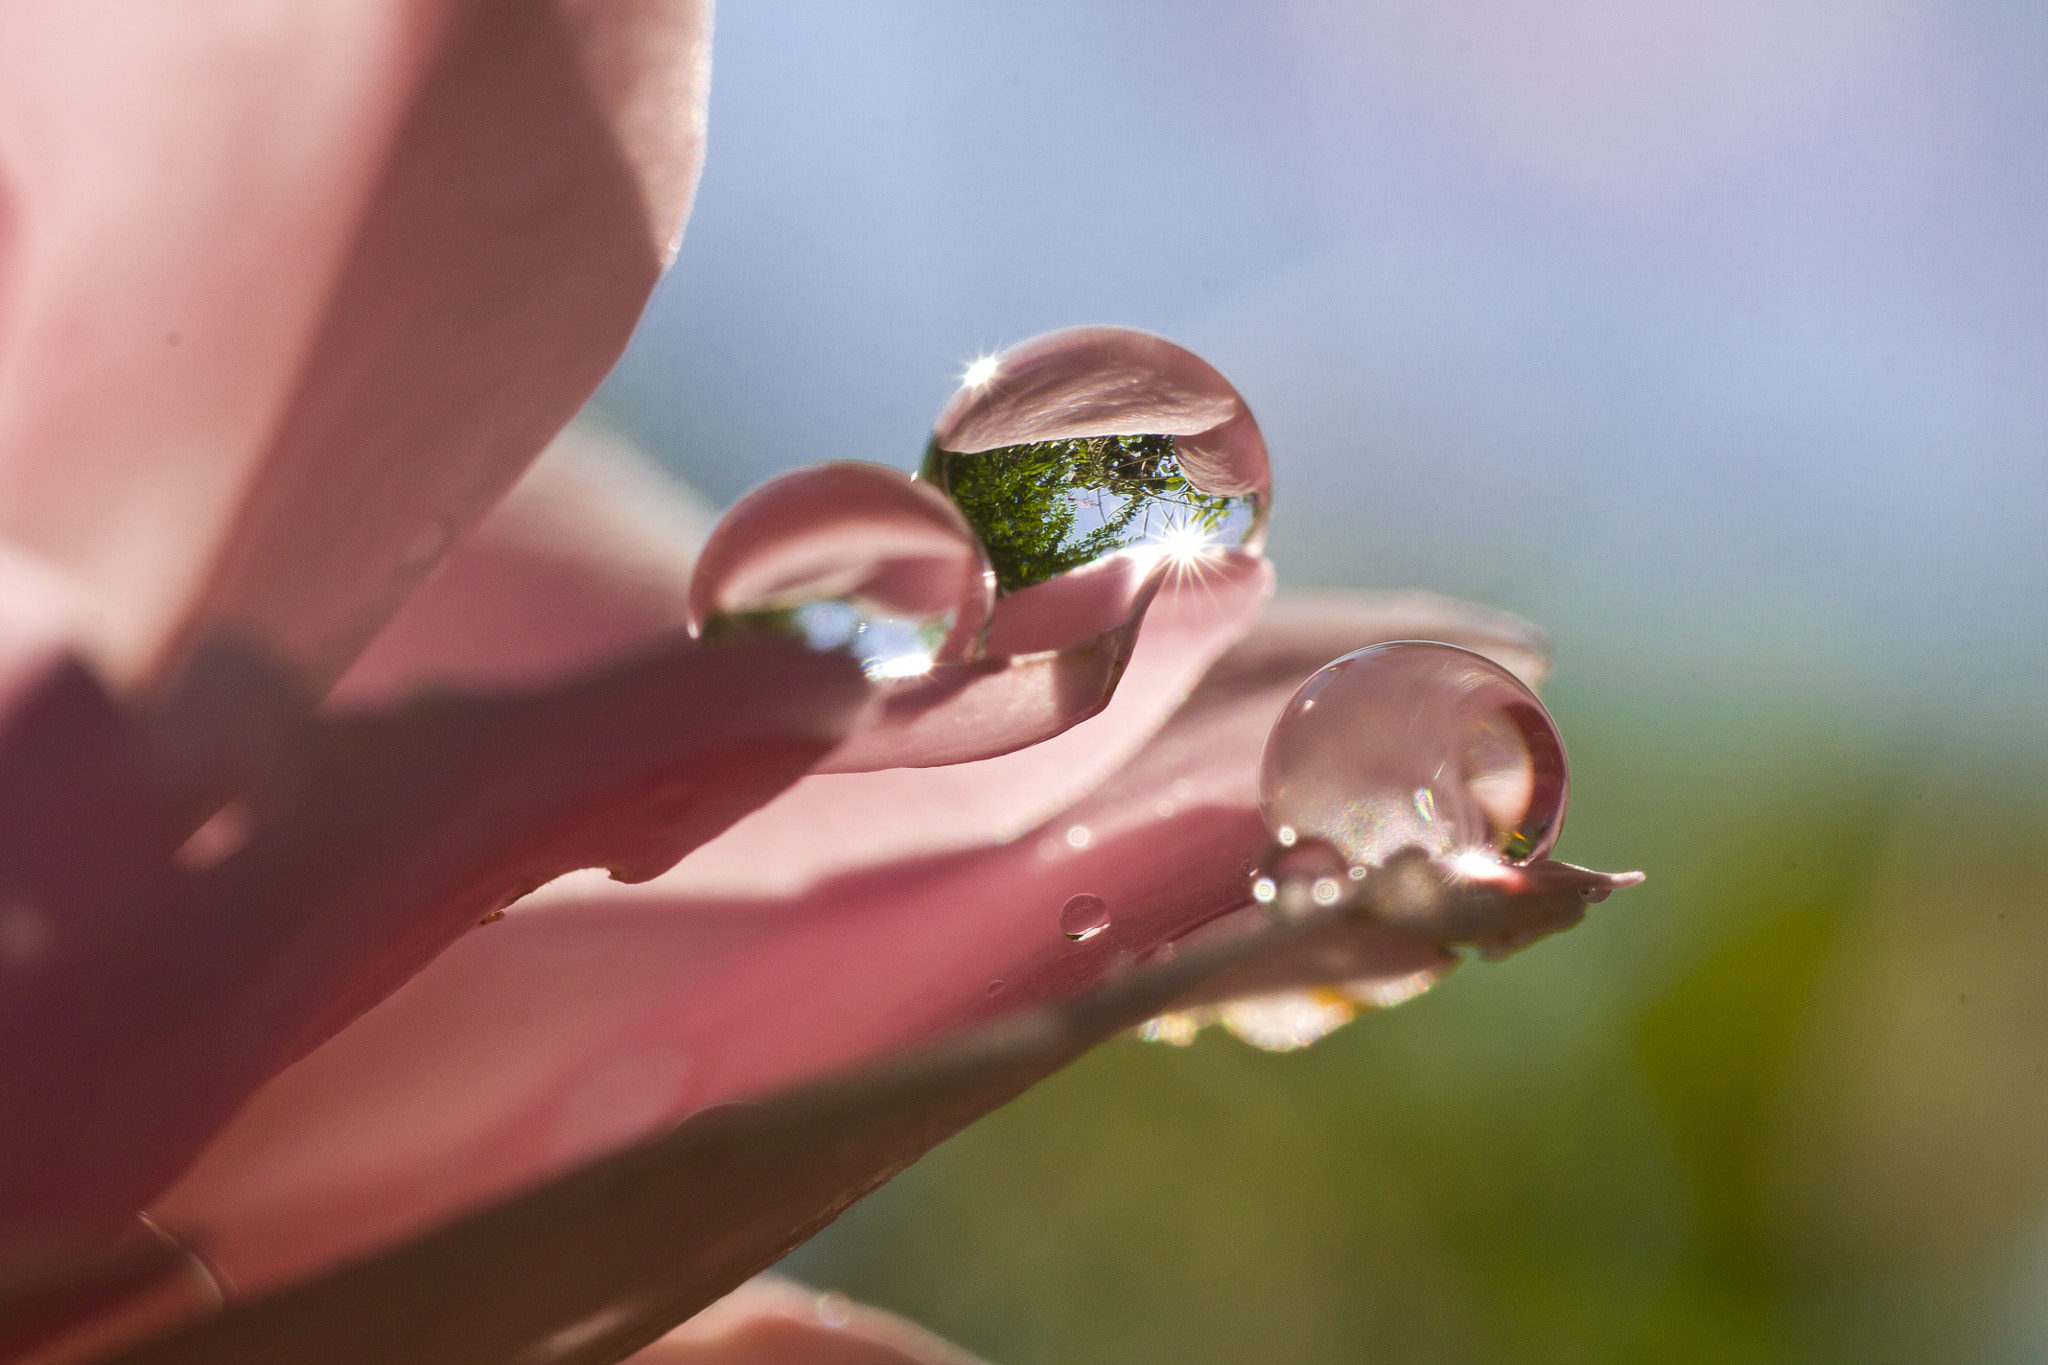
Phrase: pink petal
[
  {"left": 0, "top": 0, "right": 708, "bottom": 693},
  {"left": 151, "top": 587, "right": 1568, "bottom": 1291},
  {"left": 625, "top": 1279, "right": 984, "bottom": 1365},
  {"left": 0, "top": 620, "right": 869, "bottom": 1245},
  {"left": 330, "top": 427, "right": 714, "bottom": 707},
  {"left": 672, "top": 552, "right": 1274, "bottom": 898}
]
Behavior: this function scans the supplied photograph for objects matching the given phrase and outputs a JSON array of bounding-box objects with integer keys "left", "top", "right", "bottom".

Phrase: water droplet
[
  {"left": 1254, "top": 837, "right": 1355, "bottom": 919},
  {"left": 691, "top": 462, "right": 994, "bottom": 681},
  {"left": 923, "top": 327, "right": 1271, "bottom": 594},
  {"left": 1221, "top": 991, "right": 1357, "bottom": 1052},
  {"left": 1154, "top": 798, "right": 1176, "bottom": 818},
  {"left": 1060, "top": 892, "right": 1111, "bottom": 941},
  {"left": 1138, "top": 1012, "right": 1200, "bottom": 1046},
  {"left": 1064, "top": 823, "right": 1091, "bottom": 849},
  {"left": 1276, "top": 824, "right": 1297, "bottom": 846},
  {"left": 985, "top": 978, "right": 1005, "bottom": 996},
  {"left": 1259, "top": 642, "right": 1568, "bottom": 869},
  {"left": 816, "top": 1293, "right": 852, "bottom": 1328}
]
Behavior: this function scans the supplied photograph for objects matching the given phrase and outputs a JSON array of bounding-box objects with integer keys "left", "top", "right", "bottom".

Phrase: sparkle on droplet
[
  {"left": 1254, "top": 837, "right": 1354, "bottom": 920},
  {"left": 816, "top": 1293, "right": 852, "bottom": 1328},
  {"left": 691, "top": 462, "right": 995, "bottom": 681},
  {"left": 922, "top": 327, "right": 1270, "bottom": 595},
  {"left": 1258, "top": 641, "right": 1568, "bottom": 869},
  {"left": 1276, "top": 824, "right": 1297, "bottom": 847},
  {"left": 1065, "top": 824, "right": 1091, "bottom": 849},
  {"left": 1060, "top": 893, "right": 1111, "bottom": 941}
]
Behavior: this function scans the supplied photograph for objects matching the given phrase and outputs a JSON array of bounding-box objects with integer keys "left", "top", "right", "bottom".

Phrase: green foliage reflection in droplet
[{"left": 923, "top": 434, "right": 1252, "bottom": 594}]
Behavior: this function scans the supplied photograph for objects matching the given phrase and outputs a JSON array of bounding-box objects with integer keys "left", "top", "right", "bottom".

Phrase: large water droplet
[
  {"left": 690, "top": 463, "right": 994, "bottom": 680},
  {"left": 1258, "top": 642, "right": 1568, "bottom": 869},
  {"left": 1059, "top": 892, "right": 1111, "bottom": 941},
  {"left": 923, "top": 327, "right": 1270, "bottom": 595}
]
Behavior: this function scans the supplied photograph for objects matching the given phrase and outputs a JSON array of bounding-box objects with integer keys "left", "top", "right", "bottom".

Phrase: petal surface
[
  {"left": 626, "top": 1279, "right": 985, "bottom": 1365},
  {"left": 0, "top": 0, "right": 709, "bottom": 693},
  {"left": 0, "top": 622, "right": 868, "bottom": 1245},
  {"left": 153, "top": 587, "right": 1564, "bottom": 1290}
]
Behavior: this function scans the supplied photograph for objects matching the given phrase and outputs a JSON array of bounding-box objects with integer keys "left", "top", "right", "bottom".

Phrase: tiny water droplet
[
  {"left": 986, "top": 978, "right": 1005, "bottom": 996},
  {"left": 923, "top": 327, "right": 1270, "bottom": 594},
  {"left": 1155, "top": 798, "right": 1175, "bottom": 818},
  {"left": 1259, "top": 642, "right": 1568, "bottom": 869},
  {"left": 1060, "top": 892, "right": 1110, "bottom": 941},
  {"left": 1064, "top": 824, "right": 1091, "bottom": 849},
  {"left": 479, "top": 909, "right": 506, "bottom": 925},
  {"left": 816, "top": 1293, "right": 852, "bottom": 1328},
  {"left": 1254, "top": 837, "right": 1354, "bottom": 920},
  {"left": 691, "top": 462, "right": 994, "bottom": 680},
  {"left": 1276, "top": 824, "right": 1297, "bottom": 847},
  {"left": 1036, "top": 837, "right": 1060, "bottom": 860}
]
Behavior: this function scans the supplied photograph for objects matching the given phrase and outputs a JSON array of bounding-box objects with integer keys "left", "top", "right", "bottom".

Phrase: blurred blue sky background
[
  {"left": 583, "top": 4, "right": 2048, "bottom": 1360},
  {"left": 593, "top": 0, "right": 2046, "bottom": 724}
]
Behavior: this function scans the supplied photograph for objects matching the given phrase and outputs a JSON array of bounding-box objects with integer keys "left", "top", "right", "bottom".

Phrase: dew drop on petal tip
[
  {"left": 689, "top": 462, "right": 995, "bottom": 680},
  {"left": 1060, "top": 893, "right": 1111, "bottom": 941},
  {"left": 1258, "top": 641, "right": 1569, "bottom": 872},
  {"left": 922, "top": 326, "right": 1272, "bottom": 595}
]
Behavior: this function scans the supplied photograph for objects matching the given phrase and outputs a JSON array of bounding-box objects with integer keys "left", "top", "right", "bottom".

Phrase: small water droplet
[
  {"left": 1276, "top": 824, "right": 1297, "bottom": 847},
  {"left": 479, "top": 909, "right": 507, "bottom": 925},
  {"left": 691, "top": 462, "right": 994, "bottom": 680},
  {"left": 1171, "top": 777, "right": 1195, "bottom": 801},
  {"left": 1254, "top": 838, "right": 1355, "bottom": 920},
  {"left": 923, "top": 327, "right": 1270, "bottom": 594},
  {"left": 1036, "top": 837, "right": 1060, "bottom": 860},
  {"left": 1259, "top": 642, "right": 1568, "bottom": 869},
  {"left": 986, "top": 978, "right": 1005, "bottom": 996},
  {"left": 816, "top": 1293, "right": 853, "bottom": 1328},
  {"left": 1155, "top": 798, "right": 1176, "bottom": 818},
  {"left": 1060, "top": 893, "right": 1110, "bottom": 941},
  {"left": 1064, "top": 824, "right": 1092, "bottom": 849}
]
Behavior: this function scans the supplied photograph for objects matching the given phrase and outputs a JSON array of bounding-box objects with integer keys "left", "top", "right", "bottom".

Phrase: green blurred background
[{"left": 590, "top": 1, "right": 2048, "bottom": 1358}]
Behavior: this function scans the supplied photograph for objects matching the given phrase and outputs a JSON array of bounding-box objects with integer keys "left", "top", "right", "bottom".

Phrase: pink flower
[{"left": 0, "top": 6, "right": 1637, "bottom": 1362}]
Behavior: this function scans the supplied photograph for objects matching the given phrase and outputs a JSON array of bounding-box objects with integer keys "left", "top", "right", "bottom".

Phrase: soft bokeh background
[{"left": 583, "top": 2, "right": 2048, "bottom": 1360}]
